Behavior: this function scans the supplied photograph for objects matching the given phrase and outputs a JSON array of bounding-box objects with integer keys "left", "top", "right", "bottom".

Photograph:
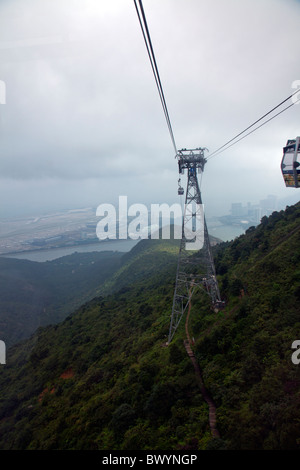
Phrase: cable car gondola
[
  {"left": 177, "top": 178, "right": 184, "bottom": 195},
  {"left": 281, "top": 136, "right": 300, "bottom": 188}
]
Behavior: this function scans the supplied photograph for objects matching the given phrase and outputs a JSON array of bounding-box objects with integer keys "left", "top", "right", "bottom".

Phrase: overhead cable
[
  {"left": 133, "top": 0, "right": 177, "bottom": 154},
  {"left": 209, "top": 98, "right": 300, "bottom": 159},
  {"left": 207, "top": 88, "right": 300, "bottom": 160}
]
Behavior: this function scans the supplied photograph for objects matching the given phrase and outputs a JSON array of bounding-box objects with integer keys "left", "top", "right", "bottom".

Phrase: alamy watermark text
[
  {"left": 292, "top": 80, "right": 300, "bottom": 104},
  {"left": 0, "top": 80, "right": 6, "bottom": 104},
  {"left": 96, "top": 196, "right": 205, "bottom": 250},
  {"left": 0, "top": 341, "right": 5, "bottom": 364}
]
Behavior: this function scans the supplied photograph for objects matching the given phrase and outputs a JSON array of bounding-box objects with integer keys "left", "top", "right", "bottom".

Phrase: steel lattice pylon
[{"left": 168, "top": 148, "right": 224, "bottom": 344}]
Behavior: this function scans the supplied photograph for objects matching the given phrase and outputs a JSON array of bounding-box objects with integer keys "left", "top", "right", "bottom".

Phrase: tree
[{"left": 109, "top": 404, "right": 136, "bottom": 440}]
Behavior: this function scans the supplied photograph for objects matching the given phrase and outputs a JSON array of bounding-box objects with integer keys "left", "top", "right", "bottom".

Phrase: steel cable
[
  {"left": 207, "top": 89, "right": 300, "bottom": 160},
  {"left": 134, "top": 0, "right": 177, "bottom": 155}
]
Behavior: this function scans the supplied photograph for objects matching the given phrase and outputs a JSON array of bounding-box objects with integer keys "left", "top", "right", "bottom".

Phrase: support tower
[{"left": 168, "top": 148, "right": 224, "bottom": 344}]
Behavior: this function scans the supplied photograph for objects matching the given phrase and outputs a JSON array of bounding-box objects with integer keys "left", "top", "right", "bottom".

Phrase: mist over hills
[{"left": 0, "top": 202, "right": 299, "bottom": 450}]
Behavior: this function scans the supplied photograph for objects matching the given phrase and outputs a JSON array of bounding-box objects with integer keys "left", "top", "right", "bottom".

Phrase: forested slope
[
  {"left": 0, "top": 251, "right": 123, "bottom": 346},
  {"left": 0, "top": 202, "right": 299, "bottom": 450}
]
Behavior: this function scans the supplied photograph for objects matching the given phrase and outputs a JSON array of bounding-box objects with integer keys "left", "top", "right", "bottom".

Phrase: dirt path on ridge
[{"left": 184, "top": 293, "right": 220, "bottom": 439}]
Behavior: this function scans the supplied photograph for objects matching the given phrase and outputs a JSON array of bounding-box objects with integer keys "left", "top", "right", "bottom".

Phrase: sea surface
[
  {"left": 208, "top": 223, "right": 246, "bottom": 242},
  {"left": 2, "top": 224, "right": 245, "bottom": 262}
]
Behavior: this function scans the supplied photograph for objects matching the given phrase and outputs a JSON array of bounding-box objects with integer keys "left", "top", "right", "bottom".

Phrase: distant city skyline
[{"left": 230, "top": 194, "right": 278, "bottom": 223}]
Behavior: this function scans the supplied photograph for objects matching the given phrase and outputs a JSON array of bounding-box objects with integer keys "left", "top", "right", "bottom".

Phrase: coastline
[{"left": 0, "top": 239, "right": 140, "bottom": 262}]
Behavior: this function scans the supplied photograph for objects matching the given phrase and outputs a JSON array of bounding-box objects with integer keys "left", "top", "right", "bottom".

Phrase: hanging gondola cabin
[
  {"left": 281, "top": 136, "right": 300, "bottom": 188},
  {"left": 177, "top": 178, "right": 184, "bottom": 195}
]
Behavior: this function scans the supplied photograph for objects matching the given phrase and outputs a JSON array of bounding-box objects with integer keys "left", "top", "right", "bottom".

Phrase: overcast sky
[{"left": 0, "top": 0, "right": 299, "bottom": 219}]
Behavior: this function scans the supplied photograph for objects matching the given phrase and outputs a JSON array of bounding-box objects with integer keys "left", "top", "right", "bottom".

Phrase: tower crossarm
[{"left": 177, "top": 148, "right": 208, "bottom": 174}]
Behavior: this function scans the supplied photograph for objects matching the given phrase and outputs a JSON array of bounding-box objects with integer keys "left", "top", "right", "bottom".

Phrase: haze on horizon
[{"left": 0, "top": 0, "right": 299, "bottom": 220}]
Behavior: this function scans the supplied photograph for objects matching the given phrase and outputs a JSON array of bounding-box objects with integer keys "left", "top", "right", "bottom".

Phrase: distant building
[
  {"left": 227, "top": 196, "right": 277, "bottom": 227},
  {"left": 231, "top": 203, "right": 245, "bottom": 217},
  {"left": 247, "top": 204, "right": 261, "bottom": 224},
  {"left": 259, "top": 195, "right": 277, "bottom": 216}
]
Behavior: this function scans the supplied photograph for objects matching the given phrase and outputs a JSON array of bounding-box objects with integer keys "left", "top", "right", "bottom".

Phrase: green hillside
[
  {"left": 0, "top": 229, "right": 220, "bottom": 348},
  {"left": 96, "top": 237, "right": 180, "bottom": 296},
  {"left": 0, "top": 251, "right": 123, "bottom": 346},
  {"left": 0, "top": 202, "right": 299, "bottom": 450},
  {"left": 0, "top": 237, "right": 182, "bottom": 347}
]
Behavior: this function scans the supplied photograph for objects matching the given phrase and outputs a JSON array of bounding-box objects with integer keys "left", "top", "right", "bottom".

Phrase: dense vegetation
[
  {"left": 0, "top": 202, "right": 299, "bottom": 450},
  {"left": 0, "top": 251, "right": 124, "bottom": 346},
  {"left": 0, "top": 232, "right": 217, "bottom": 347}
]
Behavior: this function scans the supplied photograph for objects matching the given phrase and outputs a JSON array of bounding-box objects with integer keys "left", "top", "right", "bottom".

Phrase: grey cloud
[{"left": 0, "top": 0, "right": 299, "bottom": 217}]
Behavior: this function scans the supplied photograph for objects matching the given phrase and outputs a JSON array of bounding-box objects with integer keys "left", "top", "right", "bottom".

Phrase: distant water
[
  {"left": 2, "top": 239, "right": 139, "bottom": 262},
  {"left": 207, "top": 223, "right": 246, "bottom": 242},
  {"left": 2, "top": 223, "right": 245, "bottom": 263}
]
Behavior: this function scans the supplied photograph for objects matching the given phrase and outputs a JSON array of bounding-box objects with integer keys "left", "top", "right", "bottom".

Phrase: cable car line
[
  {"left": 133, "top": 0, "right": 299, "bottom": 167},
  {"left": 133, "top": 2, "right": 300, "bottom": 346},
  {"left": 207, "top": 88, "right": 300, "bottom": 161},
  {"left": 133, "top": 0, "right": 177, "bottom": 155},
  {"left": 207, "top": 97, "right": 300, "bottom": 160}
]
